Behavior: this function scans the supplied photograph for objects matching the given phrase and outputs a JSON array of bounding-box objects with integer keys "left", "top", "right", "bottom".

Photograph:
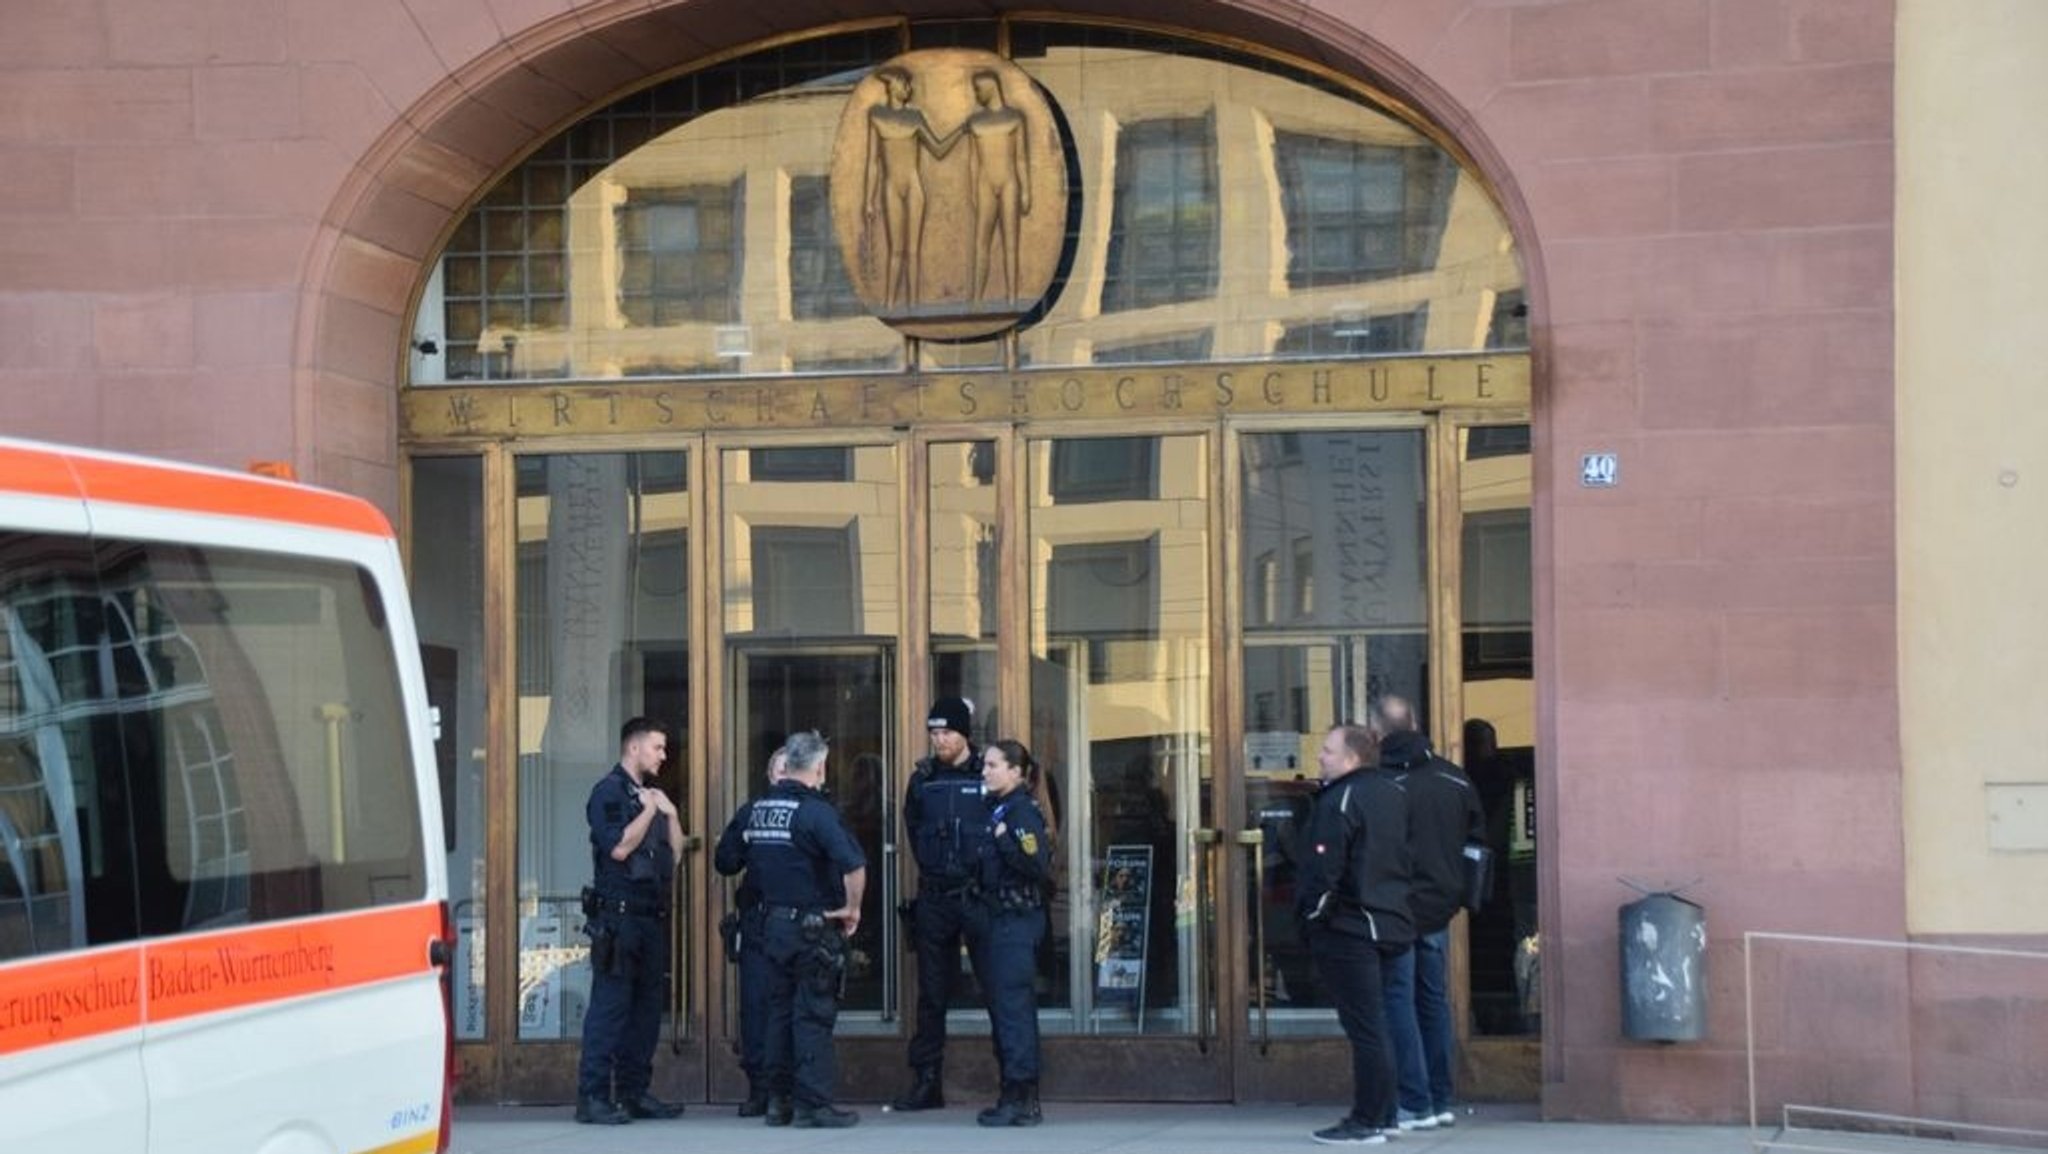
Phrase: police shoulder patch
[{"left": 1018, "top": 831, "right": 1039, "bottom": 856}]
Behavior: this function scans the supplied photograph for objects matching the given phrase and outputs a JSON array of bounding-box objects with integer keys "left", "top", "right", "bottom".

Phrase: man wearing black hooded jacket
[
  {"left": 1378, "top": 696, "right": 1486, "bottom": 1131},
  {"left": 1298, "top": 722, "right": 1411, "bottom": 1146}
]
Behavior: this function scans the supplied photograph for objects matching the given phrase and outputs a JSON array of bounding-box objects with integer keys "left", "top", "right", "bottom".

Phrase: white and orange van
[{"left": 0, "top": 439, "right": 453, "bottom": 1154}]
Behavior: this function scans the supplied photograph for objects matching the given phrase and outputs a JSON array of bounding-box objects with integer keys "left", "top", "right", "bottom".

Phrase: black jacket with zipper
[
  {"left": 1296, "top": 765, "right": 1414, "bottom": 948},
  {"left": 1381, "top": 729, "right": 1488, "bottom": 935}
]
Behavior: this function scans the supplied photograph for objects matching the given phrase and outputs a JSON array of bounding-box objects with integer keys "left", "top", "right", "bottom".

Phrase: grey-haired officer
[
  {"left": 737, "top": 730, "right": 866, "bottom": 1128},
  {"left": 890, "top": 696, "right": 987, "bottom": 1111},
  {"left": 576, "top": 717, "right": 687, "bottom": 1125},
  {"left": 714, "top": 745, "right": 789, "bottom": 1116}
]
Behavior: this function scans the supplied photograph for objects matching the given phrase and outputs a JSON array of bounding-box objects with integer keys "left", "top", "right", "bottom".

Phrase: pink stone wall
[{"left": 0, "top": 0, "right": 1903, "bottom": 1121}]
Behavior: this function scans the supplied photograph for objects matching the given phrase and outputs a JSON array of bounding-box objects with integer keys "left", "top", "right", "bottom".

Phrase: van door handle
[{"left": 428, "top": 937, "right": 452, "bottom": 968}]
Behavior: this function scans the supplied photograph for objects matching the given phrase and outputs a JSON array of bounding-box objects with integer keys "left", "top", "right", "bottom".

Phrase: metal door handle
[
  {"left": 1190, "top": 828, "right": 1221, "bottom": 1052},
  {"left": 1234, "top": 828, "right": 1270, "bottom": 1054},
  {"left": 670, "top": 831, "right": 699, "bottom": 1054}
]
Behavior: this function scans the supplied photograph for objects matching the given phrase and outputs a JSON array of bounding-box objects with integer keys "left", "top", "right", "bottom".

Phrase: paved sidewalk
[{"left": 451, "top": 1102, "right": 1758, "bottom": 1153}]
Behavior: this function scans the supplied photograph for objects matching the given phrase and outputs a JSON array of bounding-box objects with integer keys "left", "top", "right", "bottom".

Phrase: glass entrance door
[
  {"left": 712, "top": 442, "right": 903, "bottom": 1100},
  {"left": 1022, "top": 432, "right": 1229, "bottom": 1098},
  {"left": 725, "top": 646, "right": 896, "bottom": 1021},
  {"left": 1229, "top": 428, "right": 1432, "bottom": 1096},
  {"left": 506, "top": 449, "right": 700, "bottom": 1101}
]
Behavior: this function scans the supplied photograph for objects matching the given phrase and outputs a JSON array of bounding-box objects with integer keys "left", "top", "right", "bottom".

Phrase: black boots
[
  {"left": 890, "top": 1065, "right": 944, "bottom": 1111},
  {"left": 619, "top": 1091, "right": 685, "bottom": 1119},
  {"left": 738, "top": 1086, "right": 770, "bottom": 1117},
  {"left": 763, "top": 1094, "right": 794, "bottom": 1126},
  {"left": 976, "top": 1080, "right": 1042, "bottom": 1127},
  {"left": 793, "top": 1103, "right": 860, "bottom": 1128},
  {"left": 574, "top": 1096, "right": 629, "bottom": 1125}
]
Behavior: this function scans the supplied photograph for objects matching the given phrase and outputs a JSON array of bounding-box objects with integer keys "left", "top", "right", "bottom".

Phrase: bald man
[{"left": 1374, "top": 697, "right": 1485, "bottom": 1132}]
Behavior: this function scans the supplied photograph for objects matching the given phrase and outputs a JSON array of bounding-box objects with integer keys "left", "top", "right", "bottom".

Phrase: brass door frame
[
  {"left": 405, "top": 437, "right": 717, "bottom": 1103},
  {"left": 1211, "top": 411, "right": 1536, "bottom": 1102},
  {"left": 405, "top": 404, "right": 1538, "bottom": 1104}
]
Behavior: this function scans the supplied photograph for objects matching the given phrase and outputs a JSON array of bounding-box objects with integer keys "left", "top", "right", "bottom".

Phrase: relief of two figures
[{"left": 861, "top": 64, "right": 1036, "bottom": 313}]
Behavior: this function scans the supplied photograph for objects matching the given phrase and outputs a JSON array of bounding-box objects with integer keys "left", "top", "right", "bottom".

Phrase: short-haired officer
[
  {"left": 714, "top": 745, "right": 789, "bottom": 1116},
  {"left": 736, "top": 730, "right": 866, "bottom": 1128},
  {"left": 576, "top": 717, "right": 687, "bottom": 1125},
  {"left": 1299, "top": 722, "right": 1412, "bottom": 1146},
  {"left": 890, "top": 696, "right": 987, "bottom": 1111}
]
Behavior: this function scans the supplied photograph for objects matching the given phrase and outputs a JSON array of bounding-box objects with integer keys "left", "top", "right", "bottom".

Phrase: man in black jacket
[
  {"left": 1298, "top": 722, "right": 1411, "bottom": 1146},
  {"left": 1377, "top": 696, "right": 1486, "bottom": 1131}
]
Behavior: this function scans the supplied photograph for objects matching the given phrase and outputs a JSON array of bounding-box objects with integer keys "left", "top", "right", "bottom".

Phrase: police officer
[
  {"left": 575, "top": 717, "right": 687, "bottom": 1125},
  {"left": 1299, "top": 722, "right": 1413, "bottom": 1146},
  {"left": 736, "top": 729, "right": 866, "bottom": 1128},
  {"left": 890, "top": 696, "right": 987, "bottom": 1111},
  {"left": 965, "top": 739, "right": 1055, "bottom": 1127},
  {"left": 714, "top": 745, "right": 788, "bottom": 1116}
]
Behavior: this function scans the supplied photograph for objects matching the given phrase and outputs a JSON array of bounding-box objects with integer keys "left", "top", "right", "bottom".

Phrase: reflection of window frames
[
  {"left": 790, "top": 351, "right": 902, "bottom": 374},
  {"left": 1256, "top": 551, "right": 1278, "bottom": 626},
  {"left": 750, "top": 447, "right": 851, "bottom": 483},
  {"left": 1093, "top": 331, "right": 1214, "bottom": 365},
  {"left": 1275, "top": 132, "right": 1457, "bottom": 289},
  {"left": 1465, "top": 424, "right": 1531, "bottom": 461},
  {"left": 1047, "top": 539, "right": 1159, "bottom": 674},
  {"left": 789, "top": 176, "right": 861, "bottom": 320},
  {"left": 1049, "top": 438, "right": 1157, "bottom": 503},
  {"left": 1486, "top": 289, "right": 1529, "bottom": 350},
  {"left": 753, "top": 526, "right": 857, "bottom": 635},
  {"left": 616, "top": 180, "right": 745, "bottom": 327},
  {"left": 1275, "top": 306, "right": 1430, "bottom": 358},
  {"left": 1101, "top": 116, "right": 1219, "bottom": 313},
  {"left": 1463, "top": 628, "right": 1533, "bottom": 677},
  {"left": 438, "top": 164, "right": 570, "bottom": 381},
  {"left": 514, "top": 543, "right": 549, "bottom": 697},
  {"left": 1292, "top": 536, "right": 1315, "bottom": 620},
  {"left": 1462, "top": 509, "right": 1532, "bottom": 629}
]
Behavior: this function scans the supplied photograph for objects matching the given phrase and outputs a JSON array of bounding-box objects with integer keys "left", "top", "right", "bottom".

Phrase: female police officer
[{"left": 965, "top": 739, "right": 1056, "bottom": 1127}]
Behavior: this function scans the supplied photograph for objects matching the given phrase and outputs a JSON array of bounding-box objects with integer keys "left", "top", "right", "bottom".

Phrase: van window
[{"left": 0, "top": 533, "right": 428, "bottom": 961}]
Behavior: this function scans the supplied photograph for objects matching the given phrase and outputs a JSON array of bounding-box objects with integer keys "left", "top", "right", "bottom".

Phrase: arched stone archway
[{"left": 295, "top": 0, "right": 1539, "bottom": 508}]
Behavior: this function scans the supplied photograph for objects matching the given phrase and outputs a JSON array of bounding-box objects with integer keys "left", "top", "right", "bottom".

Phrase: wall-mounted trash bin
[{"left": 1619, "top": 890, "right": 1705, "bottom": 1042}]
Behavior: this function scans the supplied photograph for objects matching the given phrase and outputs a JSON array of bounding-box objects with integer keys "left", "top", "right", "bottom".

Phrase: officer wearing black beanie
[{"left": 889, "top": 696, "right": 985, "bottom": 1111}]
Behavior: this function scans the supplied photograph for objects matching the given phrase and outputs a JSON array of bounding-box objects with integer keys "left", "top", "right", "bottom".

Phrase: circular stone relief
[{"left": 830, "top": 50, "right": 1069, "bottom": 341}]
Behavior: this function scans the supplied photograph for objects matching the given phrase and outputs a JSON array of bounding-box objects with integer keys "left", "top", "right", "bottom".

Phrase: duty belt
[
  {"left": 921, "top": 878, "right": 976, "bottom": 899},
  {"left": 586, "top": 888, "right": 667, "bottom": 919},
  {"left": 760, "top": 904, "right": 824, "bottom": 921}
]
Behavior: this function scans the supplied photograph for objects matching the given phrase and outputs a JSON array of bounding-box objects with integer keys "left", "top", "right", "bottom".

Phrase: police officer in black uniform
[
  {"left": 890, "top": 696, "right": 987, "bottom": 1111},
  {"left": 965, "top": 739, "right": 1055, "bottom": 1127},
  {"left": 735, "top": 729, "right": 866, "bottom": 1128},
  {"left": 575, "top": 717, "right": 687, "bottom": 1125},
  {"left": 714, "top": 745, "right": 789, "bottom": 1116}
]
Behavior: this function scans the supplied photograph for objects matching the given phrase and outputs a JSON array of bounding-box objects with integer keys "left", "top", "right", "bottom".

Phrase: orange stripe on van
[
  {"left": 145, "top": 904, "right": 442, "bottom": 1025},
  {"left": 0, "top": 444, "right": 86, "bottom": 502},
  {"left": 0, "top": 904, "right": 442, "bottom": 1056},
  {"left": 0, "top": 946, "right": 145, "bottom": 1057},
  {"left": 0, "top": 443, "right": 392, "bottom": 538},
  {"left": 358, "top": 1129, "right": 440, "bottom": 1154}
]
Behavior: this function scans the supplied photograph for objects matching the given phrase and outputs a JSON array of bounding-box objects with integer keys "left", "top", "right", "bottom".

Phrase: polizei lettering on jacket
[{"left": 745, "top": 797, "right": 800, "bottom": 844}]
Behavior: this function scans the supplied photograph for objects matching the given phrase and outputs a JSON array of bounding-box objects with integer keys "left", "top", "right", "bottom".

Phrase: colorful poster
[{"left": 1093, "top": 845, "right": 1153, "bottom": 1011}]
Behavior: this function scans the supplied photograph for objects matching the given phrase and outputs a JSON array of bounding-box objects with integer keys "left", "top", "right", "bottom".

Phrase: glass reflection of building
[
  {"left": 413, "top": 26, "right": 1521, "bottom": 386},
  {"left": 404, "top": 18, "right": 1534, "bottom": 1097}
]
